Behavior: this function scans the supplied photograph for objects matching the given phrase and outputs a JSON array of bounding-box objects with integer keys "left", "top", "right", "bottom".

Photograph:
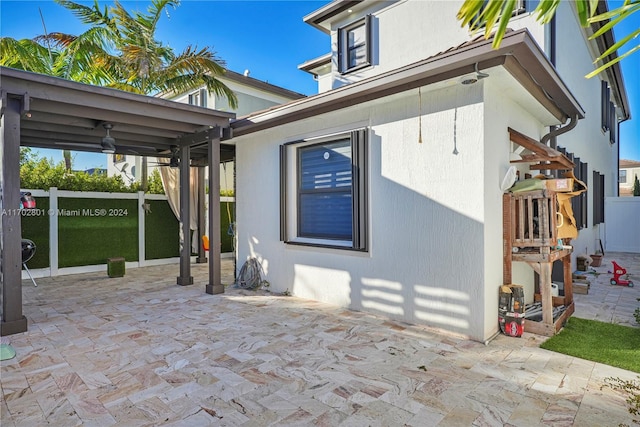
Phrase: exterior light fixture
[{"left": 460, "top": 63, "right": 490, "bottom": 85}]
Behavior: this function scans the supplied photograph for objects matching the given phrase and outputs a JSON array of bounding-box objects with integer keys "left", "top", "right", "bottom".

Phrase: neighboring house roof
[
  {"left": 620, "top": 159, "right": 640, "bottom": 168},
  {"left": 159, "top": 69, "right": 306, "bottom": 101},
  {"left": 222, "top": 69, "right": 306, "bottom": 100},
  {"left": 232, "top": 29, "right": 584, "bottom": 136},
  {"left": 298, "top": 53, "right": 332, "bottom": 76}
]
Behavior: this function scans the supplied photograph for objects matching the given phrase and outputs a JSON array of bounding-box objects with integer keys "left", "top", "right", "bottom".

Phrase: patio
[{"left": 1, "top": 253, "right": 638, "bottom": 426}]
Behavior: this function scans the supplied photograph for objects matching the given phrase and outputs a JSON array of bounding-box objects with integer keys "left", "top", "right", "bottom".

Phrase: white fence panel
[{"left": 605, "top": 197, "right": 640, "bottom": 253}]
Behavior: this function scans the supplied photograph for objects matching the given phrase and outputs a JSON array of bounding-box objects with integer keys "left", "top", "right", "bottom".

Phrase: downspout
[
  {"left": 540, "top": 114, "right": 579, "bottom": 147},
  {"left": 545, "top": 15, "right": 558, "bottom": 176}
]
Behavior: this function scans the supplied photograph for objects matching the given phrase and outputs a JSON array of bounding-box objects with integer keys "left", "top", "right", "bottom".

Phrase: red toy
[{"left": 610, "top": 261, "right": 634, "bottom": 287}]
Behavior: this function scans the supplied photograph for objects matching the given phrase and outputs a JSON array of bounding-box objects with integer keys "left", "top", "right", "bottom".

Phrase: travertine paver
[{"left": 1, "top": 253, "right": 638, "bottom": 426}]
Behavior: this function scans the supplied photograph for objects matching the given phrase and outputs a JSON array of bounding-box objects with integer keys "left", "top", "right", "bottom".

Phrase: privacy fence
[
  {"left": 604, "top": 196, "right": 640, "bottom": 253},
  {"left": 21, "top": 188, "right": 235, "bottom": 277}
]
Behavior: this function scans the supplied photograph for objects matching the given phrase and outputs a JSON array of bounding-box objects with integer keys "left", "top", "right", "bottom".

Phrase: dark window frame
[
  {"left": 592, "top": 170, "right": 605, "bottom": 225},
  {"left": 338, "top": 15, "right": 373, "bottom": 74},
  {"left": 609, "top": 102, "right": 617, "bottom": 145},
  {"left": 570, "top": 156, "right": 588, "bottom": 231},
  {"left": 280, "top": 129, "right": 368, "bottom": 251},
  {"left": 620, "top": 169, "right": 627, "bottom": 184},
  {"left": 188, "top": 88, "right": 207, "bottom": 108},
  {"left": 601, "top": 81, "right": 610, "bottom": 132}
]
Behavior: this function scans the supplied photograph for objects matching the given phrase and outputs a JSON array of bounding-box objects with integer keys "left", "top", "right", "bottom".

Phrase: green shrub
[
  {"left": 604, "top": 376, "right": 640, "bottom": 426},
  {"left": 21, "top": 157, "right": 136, "bottom": 193}
]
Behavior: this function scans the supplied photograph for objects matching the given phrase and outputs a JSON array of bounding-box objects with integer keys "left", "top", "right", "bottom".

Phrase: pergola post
[
  {"left": 1, "top": 95, "right": 28, "bottom": 336},
  {"left": 177, "top": 143, "right": 193, "bottom": 286},
  {"left": 206, "top": 127, "right": 223, "bottom": 294},
  {"left": 196, "top": 166, "right": 207, "bottom": 264}
]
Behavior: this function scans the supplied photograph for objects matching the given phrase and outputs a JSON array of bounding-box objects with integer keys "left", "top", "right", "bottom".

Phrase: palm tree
[
  {"left": 1, "top": 0, "right": 237, "bottom": 189},
  {"left": 1, "top": 0, "right": 237, "bottom": 109},
  {"left": 457, "top": 0, "right": 640, "bottom": 77},
  {"left": 41, "top": 0, "right": 237, "bottom": 104}
]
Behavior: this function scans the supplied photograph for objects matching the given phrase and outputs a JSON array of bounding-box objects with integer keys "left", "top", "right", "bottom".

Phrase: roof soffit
[
  {"left": 585, "top": 1, "right": 630, "bottom": 120},
  {"left": 303, "top": 0, "right": 365, "bottom": 33},
  {"left": 232, "top": 29, "right": 585, "bottom": 136}
]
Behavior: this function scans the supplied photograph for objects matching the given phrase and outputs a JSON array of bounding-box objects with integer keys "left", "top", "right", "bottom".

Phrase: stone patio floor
[{"left": 1, "top": 252, "right": 639, "bottom": 426}]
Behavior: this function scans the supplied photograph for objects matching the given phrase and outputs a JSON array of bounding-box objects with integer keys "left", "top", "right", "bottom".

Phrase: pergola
[{"left": 0, "top": 67, "right": 235, "bottom": 336}]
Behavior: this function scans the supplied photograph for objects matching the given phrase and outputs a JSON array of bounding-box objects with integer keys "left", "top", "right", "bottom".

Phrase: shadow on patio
[{"left": 1, "top": 256, "right": 638, "bottom": 426}]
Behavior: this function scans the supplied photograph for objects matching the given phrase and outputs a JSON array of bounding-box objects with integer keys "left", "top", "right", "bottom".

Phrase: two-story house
[
  {"left": 109, "top": 69, "right": 305, "bottom": 190},
  {"left": 228, "top": 0, "right": 630, "bottom": 342},
  {"left": 619, "top": 159, "right": 640, "bottom": 196}
]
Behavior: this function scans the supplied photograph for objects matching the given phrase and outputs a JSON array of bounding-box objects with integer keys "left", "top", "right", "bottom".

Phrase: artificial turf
[{"left": 540, "top": 317, "right": 640, "bottom": 373}]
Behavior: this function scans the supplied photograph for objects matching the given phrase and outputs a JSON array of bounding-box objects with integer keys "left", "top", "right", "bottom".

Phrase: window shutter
[
  {"left": 338, "top": 28, "right": 344, "bottom": 72},
  {"left": 601, "top": 81, "right": 609, "bottom": 132},
  {"left": 599, "top": 173, "right": 605, "bottom": 222},
  {"left": 200, "top": 89, "right": 207, "bottom": 108},
  {"left": 365, "top": 14, "right": 373, "bottom": 69},
  {"left": 188, "top": 94, "right": 194, "bottom": 105},
  {"left": 580, "top": 161, "right": 588, "bottom": 228},
  {"left": 351, "top": 129, "right": 368, "bottom": 250},
  {"left": 609, "top": 103, "right": 617, "bottom": 145},
  {"left": 592, "top": 171, "right": 605, "bottom": 225},
  {"left": 280, "top": 144, "right": 287, "bottom": 241},
  {"left": 570, "top": 154, "right": 581, "bottom": 230}
]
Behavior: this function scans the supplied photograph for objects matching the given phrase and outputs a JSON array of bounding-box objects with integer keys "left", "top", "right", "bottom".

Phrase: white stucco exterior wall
[
  {"left": 482, "top": 73, "right": 552, "bottom": 322},
  {"left": 324, "top": 0, "right": 545, "bottom": 91},
  {"left": 235, "top": 81, "right": 500, "bottom": 341},
  {"left": 551, "top": 1, "right": 619, "bottom": 258}
]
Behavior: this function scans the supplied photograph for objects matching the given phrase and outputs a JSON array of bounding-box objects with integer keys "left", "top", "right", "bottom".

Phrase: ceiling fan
[
  {"left": 101, "top": 123, "right": 116, "bottom": 154},
  {"left": 149, "top": 145, "right": 180, "bottom": 168}
]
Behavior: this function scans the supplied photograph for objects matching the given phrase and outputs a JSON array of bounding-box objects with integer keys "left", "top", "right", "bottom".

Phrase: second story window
[
  {"left": 188, "top": 89, "right": 207, "bottom": 108},
  {"left": 620, "top": 169, "right": 627, "bottom": 184},
  {"left": 338, "top": 15, "right": 372, "bottom": 74}
]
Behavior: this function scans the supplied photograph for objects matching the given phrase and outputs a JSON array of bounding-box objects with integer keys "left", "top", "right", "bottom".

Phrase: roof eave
[
  {"left": 231, "top": 29, "right": 585, "bottom": 137},
  {"left": 591, "top": 2, "right": 631, "bottom": 121},
  {"left": 298, "top": 53, "right": 332, "bottom": 76},
  {"left": 303, "top": 0, "right": 363, "bottom": 34}
]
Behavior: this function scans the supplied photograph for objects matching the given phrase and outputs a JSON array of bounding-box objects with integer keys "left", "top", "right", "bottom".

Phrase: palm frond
[
  {"left": 586, "top": 43, "right": 640, "bottom": 78},
  {"left": 157, "top": 45, "right": 237, "bottom": 107},
  {"left": 533, "top": 0, "right": 561, "bottom": 24},
  {"left": 54, "top": 0, "right": 115, "bottom": 28},
  {"left": 0, "top": 37, "right": 57, "bottom": 74}
]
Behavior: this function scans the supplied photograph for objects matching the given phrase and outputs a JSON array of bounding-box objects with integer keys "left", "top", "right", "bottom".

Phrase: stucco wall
[
  {"left": 483, "top": 74, "right": 550, "bottom": 322},
  {"left": 326, "top": 0, "right": 544, "bottom": 90},
  {"left": 235, "top": 82, "right": 496, "bottom": 340},
  {"left": 551, "top": 1, "right": 618, "bottom": 259}
]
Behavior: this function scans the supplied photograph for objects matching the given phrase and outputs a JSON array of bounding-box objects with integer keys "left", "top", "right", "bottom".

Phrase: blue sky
[{"left": 1, "top": 0, "right": 638, "bottom": 169}]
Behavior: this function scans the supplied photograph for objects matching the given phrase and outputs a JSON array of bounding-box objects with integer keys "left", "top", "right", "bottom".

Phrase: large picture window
[
  {"left": 338, "top": 16, "right": 372, "bottom": 74},
  {"left": 298, "top": 139, "right": 353, "bottom": 240},
  {"left": 280, "top": 129, "right": 368, "bottom": 250}
]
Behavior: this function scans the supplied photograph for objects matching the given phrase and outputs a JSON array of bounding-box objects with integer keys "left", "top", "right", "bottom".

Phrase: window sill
[
  {"left": 339, "top": 62, "right": 372, "bottom": 75},
  {"left": 284, "top": 239, "right": 367, "bottom": 252}
]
